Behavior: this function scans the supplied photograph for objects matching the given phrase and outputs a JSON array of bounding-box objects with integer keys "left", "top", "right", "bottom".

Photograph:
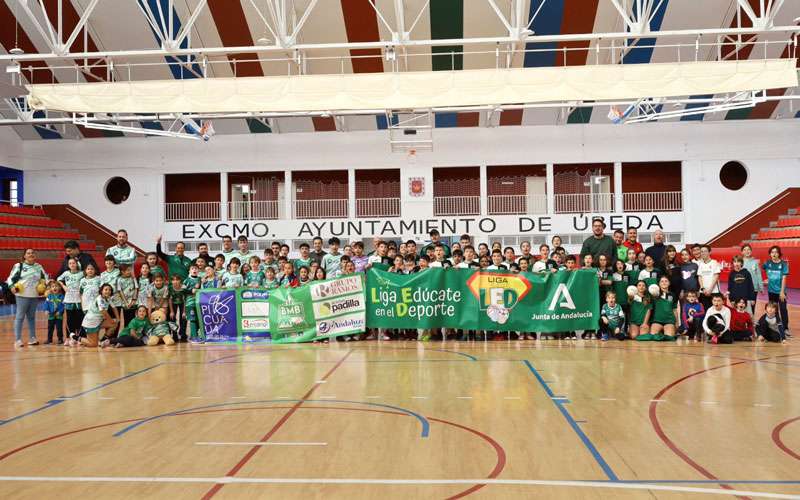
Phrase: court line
[
  {"left": 195, "top": 442, "right": 327, "bottom": 446},
  {"left": 201, "top": 349, "right": 354, "bottom": 499},
  {"left": 522, "top": 360, "right": 618, "bottom": 481},
  {"left": 0, "top": 362, "right": 163, "bottom": 427},
  {"left": 112, "top": 399, "right": 430, "bottom": 439},
  {"left": 771, "top": 416, "right": 800, "bottom": 461},
  {"left": 0, "top": 476, "right": 794, "bottom": 498}
]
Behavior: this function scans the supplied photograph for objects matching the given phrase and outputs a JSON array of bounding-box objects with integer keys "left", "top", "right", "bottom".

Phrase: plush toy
[
  {"left": 146, "top": 309, "right": 177, "bottom": 346},
  {"left": 36, "top": 279, "right": 47, "bottom": 296}
]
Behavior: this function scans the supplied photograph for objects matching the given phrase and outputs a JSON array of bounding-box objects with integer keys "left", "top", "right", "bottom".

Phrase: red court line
[
  {"left": 202, "top": 349, "right": 354, "bottom": 499},
  {"left": 649, "top": 354, "right": 799, "bottom": 500},
  {"left": 771, "top": 416, "right": 800, "bottom": 462},
  {"left": 0, "top": 405, "right": 505, "bottom": 499}
]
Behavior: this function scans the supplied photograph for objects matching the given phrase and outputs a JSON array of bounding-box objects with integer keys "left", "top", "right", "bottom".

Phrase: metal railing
[
  {"left": 622, "top": 191, "right": 683, "bottom": 212},
  {"left": 434, "top": 196, "right": 481, "bottom": 216},
  {"left": 356, "top": 198, "right": 400, "bottom": 218},
  {"left": 553, "top": 193, "right": 614, "bottom": 214},
  {"left": 164, "top": 201, "right": 220, "bottom": 222},
  {"left": 293, "top": 199, "right": 348, "bottom": 219},
  {"left": 487, "top": 194, "right": 547, "bottom": 215},
  {"left": 228, "top": 200, "right": 280, "bottom": 220}
]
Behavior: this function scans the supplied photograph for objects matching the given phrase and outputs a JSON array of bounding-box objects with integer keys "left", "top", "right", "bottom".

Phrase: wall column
[
  {"left": 614, "top": 161, "right": 623, "bottom": 213},
  {"left": 348, "top": 168, "right": 357, "bottom": 219},
  {"left": 546, "top": 163, "right": 555, "bottom": 214},
  {"left": 284, "top": 170, "right": 293, "bottom": 220},
  {"left": 479, "top": 164, "right": 488, "bottom": 216},
  {"left": 219, "top": 171, "right": 228, "bottom": 221}
]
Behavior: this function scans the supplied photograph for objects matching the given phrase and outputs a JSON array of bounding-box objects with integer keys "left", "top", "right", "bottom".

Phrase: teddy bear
[{"left": 146, "top": 309, "right": 177, "bottom": 346}]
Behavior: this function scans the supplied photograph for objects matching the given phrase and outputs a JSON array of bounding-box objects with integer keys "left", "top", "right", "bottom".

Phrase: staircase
[{"left": 0, "top": 204, "right": 106, "bottom": 279}]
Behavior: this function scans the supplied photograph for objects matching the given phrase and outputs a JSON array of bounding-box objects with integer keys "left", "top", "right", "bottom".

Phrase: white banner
[{"left": 164, "top": 212, "right": 684, "bottom": 242}]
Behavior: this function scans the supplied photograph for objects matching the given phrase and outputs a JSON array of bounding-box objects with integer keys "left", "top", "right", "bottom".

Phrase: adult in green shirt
[
  {"left": 221, "top": 235, "right": 237, "bottom": 265},
  {"left": 156, "top": 235, "right": 192, "bottom": 280},
  {"left": 106, "top": 229, "right": 137, "bottom": 266},
  {"left": 579, "top": 219, "right": 617, "bottom": 267},
  {"left": 419, "top": 229, "right": 451, "bottom": 258},
  {"left": 613, "top": 229, "right": 628, "bottom": 263}
]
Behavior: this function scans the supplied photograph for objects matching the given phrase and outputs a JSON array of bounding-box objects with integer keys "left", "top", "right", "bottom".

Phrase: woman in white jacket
[{"left": 6, "top": 249, "right": 48, "bottom": 347}]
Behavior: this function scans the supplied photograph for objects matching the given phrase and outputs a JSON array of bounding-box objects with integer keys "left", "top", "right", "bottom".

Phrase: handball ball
[
  {"left": 36, "top": 281, "right": 47, "bottom": 295},
  {"left": 626, "top": 285, "right": 637, "bottom": 297},
  {"left": 14, "top": 282, "right": 24, "bottom": 293},
  {"left": 648, "top": 284, "right": 660, "bottom": 297}
]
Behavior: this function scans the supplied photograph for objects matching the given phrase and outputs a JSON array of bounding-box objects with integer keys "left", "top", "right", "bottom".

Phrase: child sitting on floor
[
  {"left": 755, "top": 302, "right": 787, "bottom": 344},
  {"left": 729, "top": 298, "right": 754, "bottom": 342}
]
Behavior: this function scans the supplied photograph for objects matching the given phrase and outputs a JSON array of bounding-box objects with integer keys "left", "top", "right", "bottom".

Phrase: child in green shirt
[
  {"left": 169, "top": 274, "right": 186, "bottom": 342},
  {"left": 182, "top": 265, "right": 203, "bottom": 343},
  {"left": 246, "top": 256, "right": 265, "bottom": 288},
  {"left": 110, "top": 305, "right": 149, "bottom": 348},
  {"left": 600, "top": 291, "right": 625, "bottom": 342}
]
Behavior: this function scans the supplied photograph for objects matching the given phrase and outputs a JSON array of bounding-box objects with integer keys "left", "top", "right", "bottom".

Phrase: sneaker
[
  {"left": 189, "top": 338, "right": 205, "bottom": 344},
  {"left": 421, "top": 334, "right": 431, "bottom": 342},
  {"left": 14, "top": 340, "right": 23, "bottom": 348},
  {"left": 27, "top": 339, "right": 39, "bottom": 346},
  {"left": 43, "top": 340, "right": 52, "bottom": 345},
  {"left": 381, "top": 334, "right": 391, "bottom": 341},
  {"left": 711, "top": 335, "right": 719, "bottom": 345},
  {"left": 601, "top": 332, "right": 609, "bottom": 342},
  {"left": 99, "top": 339, "right": 111, "bottom": 348}
]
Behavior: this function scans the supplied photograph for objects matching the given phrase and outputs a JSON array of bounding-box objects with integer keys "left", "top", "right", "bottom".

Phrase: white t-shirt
[
  {"left": 429, "top": 261, "right": 444, "bottom": 268},
  {"left": 532, "top": 261, "right": 547, "bottom": 273},
  {"left": 697, "top": 259, "right": 721, "bottom": 293}
]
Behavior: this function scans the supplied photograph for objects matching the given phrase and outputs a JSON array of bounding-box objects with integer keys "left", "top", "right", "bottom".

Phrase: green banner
[
  {"left": 366, "top": 268, "right": 599, "bottom": 332},
  {"left": 269, "top": 274, "right": 367, "bottom": 343}
]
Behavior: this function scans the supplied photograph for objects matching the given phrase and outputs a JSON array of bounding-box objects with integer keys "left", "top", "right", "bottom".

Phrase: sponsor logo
[
  {"left": 241, "top": 318, "right": 269, "bottom": 330},
  {"left": 242, "top": 301, "right": 269, "bottom": 317},
  {"left": 466, "top": 272, "right": 532, "bottom": 312},
  {"left": 313, "top": 295, "right": 365, "bottom": 318},
  {"left": 311, "top": 276, "right": 363, "bottom": 300},
  {"left": 315, "top": 314, "right": 365, "bottom": 336},
  {"left": 241, "top": 290, "right": 270, "bottom": 300}
]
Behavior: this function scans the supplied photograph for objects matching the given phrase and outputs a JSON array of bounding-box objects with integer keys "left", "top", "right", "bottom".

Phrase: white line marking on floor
[
  {"left": 8, "top": 399, "right": 24, "bottom": 402},
  {"left": 700, "top": 401, "right": 718, "bottom": 405},
  {"left": 551, "top": 397, "right": 568, "bottom": 401},
  {"left": 503, "top": 397, "right": 521, "bottom": 400},
  {"left": 187, "top": 396, "right": 203, "bottom": 399},
  {"left": 315, "top": 380, "right": 327, "bottom": 384},
  {"left": 598, "top": 398, "right": 616, "bottom": 401},
  {"left": 143, "top": 397, "right": 159, "bottom": 400},
  {"left": 230, "top": 396, "right": 247, "bottom": 399},
  {"left": 317, "top": 396, "right": 336, "bottom": 399},
  {"left": 97, "top": 397, "right": 114, "bottom": 400},
  {"left": 754, "top": 403, "right": 772, "bottom": 407},
  {"left": 456, "top": 396, "right": 473, "bottom": 399},
  {"left": 650, "top": 399, "right": 666, "bottom": 403},
  {"left": 0, "top": 476, "right": 792, "bottom": 498},
  {"left": 277, "top": 396, "right": 290, "bottom": 399},
  {"left": 365, "top": 396, "right": 381, "bottom": 399},
  {"left": 195, "top": 442, "right": 327, "bottom": 447},
  {"left": 411, "top": 396, "right": 429, "bottom": 399}
]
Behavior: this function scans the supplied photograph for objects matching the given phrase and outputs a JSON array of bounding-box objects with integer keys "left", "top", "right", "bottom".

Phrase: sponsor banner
[
  {"left": 167, "top": 212, "right": 683, "bottom": 242},
  {"left": 196, "top": 288, "right": 271, "bottom": 342},
  {"left": 366, "top": 268, "right": 599, "bottom": 332},
  {"left": 269, "top": 274, "right": 366, "bottom": 343}
]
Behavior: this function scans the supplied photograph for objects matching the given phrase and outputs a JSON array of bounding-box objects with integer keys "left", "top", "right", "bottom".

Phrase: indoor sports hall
[{"left": 0, "top": 1, "right": 799, "bottom": 499}]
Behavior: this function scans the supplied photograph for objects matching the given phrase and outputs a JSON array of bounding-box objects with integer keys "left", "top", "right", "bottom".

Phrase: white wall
[
  {"left": 18, "top": 119, "right": 800, "bottom": 247},
  {"left": 0, "top": 126, "right": 22, "bottom": 170}
]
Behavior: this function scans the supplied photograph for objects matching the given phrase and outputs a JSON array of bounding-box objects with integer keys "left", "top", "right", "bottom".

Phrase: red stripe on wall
[
  {"left": 556, "top": 0, "right": 599, "bottom": 66},
  {"left": 207, "top": 1, "right": 264, "bottom": 77},
  {"left": 499, "top": 109, "right": 524, "bottom": 126},
  {"left": 340, "top": 0, "right": 384, "bottom": 74},
  {"left": 312, "top": 117, "right": 337, "bottom": 131},
  {"left": 457, "top": 112, "right": 480, "bottom": 127}
]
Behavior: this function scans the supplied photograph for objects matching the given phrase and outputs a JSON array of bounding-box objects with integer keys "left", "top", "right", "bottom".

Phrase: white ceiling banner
[{"left": 27, "top": 59, "right": 797, "bottom": 114}]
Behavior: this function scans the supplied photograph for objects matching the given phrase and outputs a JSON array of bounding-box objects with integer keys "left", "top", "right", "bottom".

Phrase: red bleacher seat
[
  {"left": 0, "top": 205, "right": 46, "bottom": 217},
  {"left": 0, "top": 214, "right": 63, "bottom": 228},
  {"left": 0, "top": 227, "right": 80, "bottom": 240}
]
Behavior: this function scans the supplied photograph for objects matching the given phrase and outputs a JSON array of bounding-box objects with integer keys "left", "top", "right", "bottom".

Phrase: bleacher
[
  {"left": 0, "top": 204, "right": 105, "bottom": 279},
  {"left": 747, "top": 208, "right": 800, "bottom": 248}
]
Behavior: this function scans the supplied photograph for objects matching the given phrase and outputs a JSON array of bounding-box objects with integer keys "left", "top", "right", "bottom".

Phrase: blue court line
[
  {"left": 112, "top": 399, "right": 430, "bottom": 438},
  {"left": 523, "top": 360, "right": 619, "bottom": 481},
  {"left": 0, "top": 363, "right": 163, "bottom": 426}
]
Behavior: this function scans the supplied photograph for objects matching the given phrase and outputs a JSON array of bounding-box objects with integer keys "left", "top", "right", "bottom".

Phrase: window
[
  {"left": 105, "top": 177, "right": 131, "bottom": 205},
  {"left": 9, "top": 180, "right": 18, "bottom": 207},
  {"left": 719, "top": 161, "right": 747, "bottom": 191}
]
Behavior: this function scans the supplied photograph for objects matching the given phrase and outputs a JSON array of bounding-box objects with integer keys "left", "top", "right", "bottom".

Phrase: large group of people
[{"left": 5, "top": 222, "right": 791, "bottom": 348}]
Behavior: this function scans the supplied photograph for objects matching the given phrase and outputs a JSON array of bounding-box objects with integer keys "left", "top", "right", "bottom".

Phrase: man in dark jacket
[
  {"left": 57, "top": 240, "right": 99, "bottom": 275},
  {"left": 579, "top": 219, "right": 617, "bottom": 267}
]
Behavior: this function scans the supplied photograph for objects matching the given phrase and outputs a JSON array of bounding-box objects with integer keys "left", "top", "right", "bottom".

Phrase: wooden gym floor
[{"left": 0, "top": 308, "right": 799, "bottom": 499}]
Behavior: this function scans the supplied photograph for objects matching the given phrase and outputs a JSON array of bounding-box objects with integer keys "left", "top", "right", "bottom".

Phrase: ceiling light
[
  {"left": 9, "top": 47, "right": 24, "bottom": 55},
  {"left": 256, "top": 36, "right": 271, "bottom": 46}
]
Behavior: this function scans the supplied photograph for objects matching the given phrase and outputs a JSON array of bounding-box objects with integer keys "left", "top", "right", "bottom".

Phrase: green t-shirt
[
  {"left": 629, "top": 296, "right": 652, "bottom": 325},
  {"left": 116, "top": 275, "right": 138, "bottom": 308},
  {"left": 57, "top": 270, "right": 84, "bottom": 304},
  {"left": 293, "top": 257, "right": 313, "bottom": 271},
  {"left": 182, "top": 276, "right": 202, "bottom": 307},
  {"left": 616, "top": 245, "right": 628, "bottom": 263},
  {"left": 602, "top": 303, "right": 625, "bottom": 329},
  {"left": 164, "top": 254, "right": 192, "bottom": 280},
  {"left": 221, "top": 271, "right": 244, "bottom": 289},
  {"left": 419, "top": 243, "right": 451, "bottom": 258},
  {"left": 149, "top": 283, "right": 170, "bottom": 308},
  {"left": 169, "top": 283, "right": 184, "bottom": 305},
  {"left": 245, "top": 271, "right": 265, "bottom": 287},
  {"left": 119, "top": 317, "right": 150, "bottom": 338},
  {"left": 149, "top": 265, "right": 166, "bottom": 279},
  {"left": 106, "top": 245, "right": 136, "bottom": 266},
  {"left": 611, "top": 272, "right": 631, "bottom": 306},
  {"left": 263, "top": 279, "right": 279, "bottom": 290},
  {"left": 80, "top": 275, "right": 102, "bottom": 311},
  {"left": 652, "top": 292, "right": 678, "bottom": 324},
  {"left": 579, "top": 235, "right": 617, "bottom": 265},
  {"left": 637, "top": 268, "right": 661, "bottom": 287}
]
